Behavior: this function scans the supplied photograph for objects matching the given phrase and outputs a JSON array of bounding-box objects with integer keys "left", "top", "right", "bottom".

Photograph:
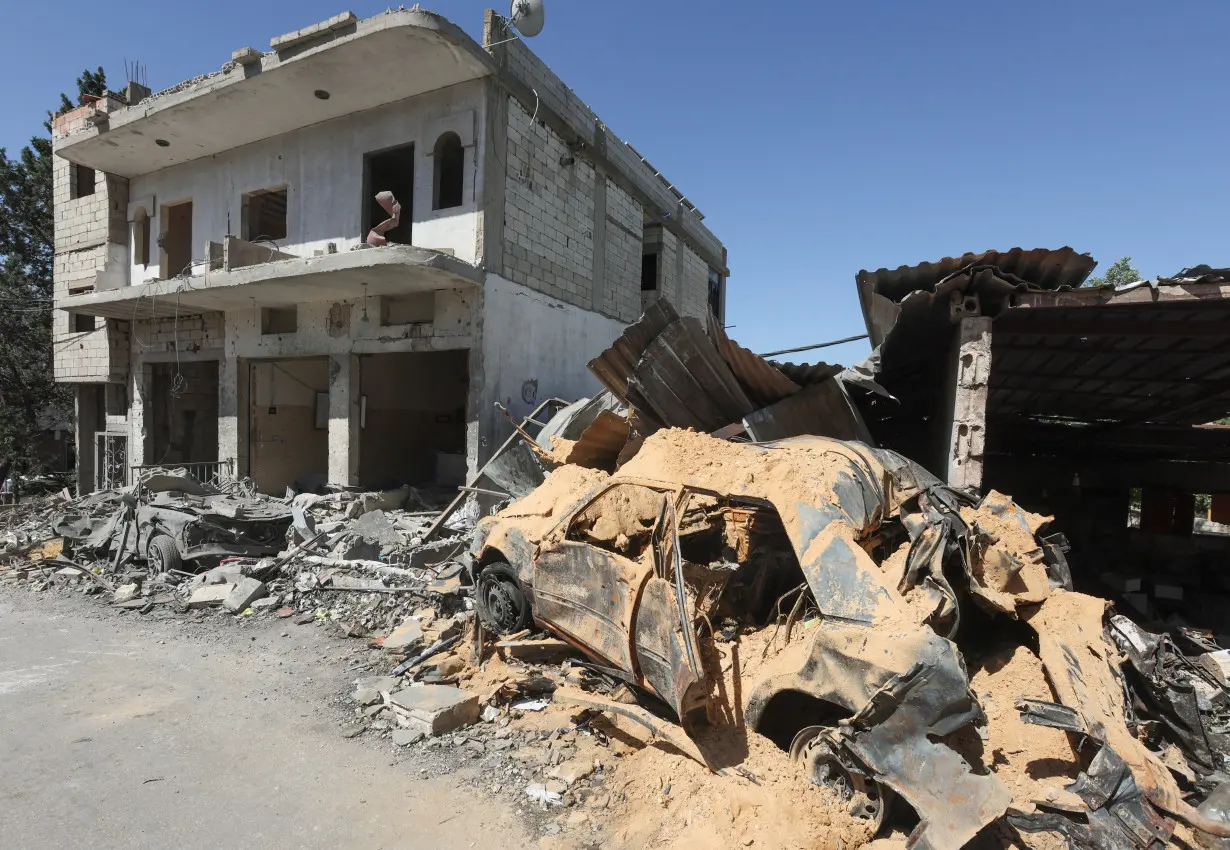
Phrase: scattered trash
[
  {"left": 510, "top": 698, "right": 550, "bottom": 712},
  {"left": 525, "top": 782, "right": 563, "bottom": 807}
]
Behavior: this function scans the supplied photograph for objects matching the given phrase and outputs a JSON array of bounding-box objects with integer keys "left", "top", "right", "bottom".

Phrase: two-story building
[{"left": 51, "top": 8, "right": 727, "bottom": 495}]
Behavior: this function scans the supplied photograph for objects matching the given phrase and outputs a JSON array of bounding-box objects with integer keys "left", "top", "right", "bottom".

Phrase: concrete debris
[
  {"left": 387, "top": 685, "right": 480, "bottom": 736},
  {"left": 380, "top": 618, "right": 424, "bottom": 652},
  {"left": 9, "top": 301, "right": 1230, "bottom": 850},
  {"left": 223, "top": 577, "right": 267, "bottom": 613},
  {"left": 391, "top": 729, "right": 424, "bottom": 747},
  {"left": 187, "top": 583, "right": 233, "bottom": 609}
]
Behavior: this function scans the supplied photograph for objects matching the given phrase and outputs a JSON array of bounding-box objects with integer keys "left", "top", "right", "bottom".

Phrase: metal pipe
[{"left": 759, "top": 334, "right": 869, "bottom": 358}]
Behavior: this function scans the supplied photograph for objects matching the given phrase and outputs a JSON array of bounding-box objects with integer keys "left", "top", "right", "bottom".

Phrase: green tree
[
  {"left": 0, "top": 68, "right": 106, "bottom": 477},
  {"left": 1085, "top": 256, "right": 1143, "bottom": 288}
]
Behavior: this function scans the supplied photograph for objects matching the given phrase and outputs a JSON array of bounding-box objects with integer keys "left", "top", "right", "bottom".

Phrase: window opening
[
  {"left": 261, "top": 307, "right": 297, "bottom": 335},
  {"left": 160, "top": 200, "right": 193, "bottom": 279},
  {"left": 243, "top": 187, "right": 288, "bottom": 242},
  {"left": 641, "top": 252, "right": 659, "bottom": 292},
  {"left": 432, "top": 132, "right": 464, "bottom": 210},
  {"left": 71, "top": 163, "right": 96, "bottom": 199}
]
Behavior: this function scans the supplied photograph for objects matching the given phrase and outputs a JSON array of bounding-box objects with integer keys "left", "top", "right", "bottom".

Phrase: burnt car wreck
[
  {"left": 465, "top": 288, "right": 1230, "bottom": 850},
  {"left": 53, "top": 471, "right": 293, "bottom": 572}
]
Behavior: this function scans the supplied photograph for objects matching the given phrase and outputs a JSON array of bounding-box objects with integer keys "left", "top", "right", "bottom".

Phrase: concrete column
[
  {"left": 74, "top": 386, "right": 97, "bottom": 496},
  {"left": 218, "top": 356, "right": 239, "bottom": 469},
  {"left": 127, "top": 363, "right": 152, "bottom": 467},
  {"left": 942, "top": 316, "right": 992, "bottom": 491},
  {"left": 590, "top": 169, "right": 607, "bottom": 314},
  {"left": 327, "top": 354, "right": 360, "bottom": 487}
]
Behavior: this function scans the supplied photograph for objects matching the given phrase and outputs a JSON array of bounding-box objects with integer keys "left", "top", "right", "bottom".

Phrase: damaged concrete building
[
  {"left": 849, "top": 251, "right": 1230, "bottom": 626},
  {"left": 50, "top": 8, "right": 727, "bottom": 496}
]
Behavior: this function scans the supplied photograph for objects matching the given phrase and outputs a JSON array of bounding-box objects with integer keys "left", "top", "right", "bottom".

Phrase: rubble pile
[{"left": 6, "top": 301, "right": 1230, "bottom": 849}]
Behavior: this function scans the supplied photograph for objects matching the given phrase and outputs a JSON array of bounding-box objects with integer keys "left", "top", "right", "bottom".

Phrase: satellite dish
[{"left": 509, "top": 0, "right": 545, "bottom": 37}]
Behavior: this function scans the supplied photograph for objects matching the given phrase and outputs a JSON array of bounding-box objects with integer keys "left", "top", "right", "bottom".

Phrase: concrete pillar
[
  {"left": 942, "top": 316, "right": 992, "bottom": 491},
  {"left": 74, "top": 386, "right": 98, "bottom": 496},
  {"left": 327, "top": 354, "right": 360, "bottom": 487},
  {"left": 590, "top": 169, "right": 607, "bottom": 314},
  {"left": 218, "top": 356, "right": 239, "bottom": 469},
  {"left": 127, "top": 363, "right": 152, "bottom": 467}
]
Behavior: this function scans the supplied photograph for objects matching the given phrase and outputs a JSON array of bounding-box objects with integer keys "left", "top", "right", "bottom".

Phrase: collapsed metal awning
[{"left": 587, "top": 299, "right": 871, "bottom": 442}]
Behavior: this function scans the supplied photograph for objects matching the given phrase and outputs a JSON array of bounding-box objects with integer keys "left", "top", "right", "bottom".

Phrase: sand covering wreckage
[
  {"left": 462, "top": 297, "right": 1230, "bottom": 849},
  {"left": 469, "top": 428, "right": 1230, "bottom": 848},
  {"left": 6, "top": 287, "right": 1230, "bottom": 849}
]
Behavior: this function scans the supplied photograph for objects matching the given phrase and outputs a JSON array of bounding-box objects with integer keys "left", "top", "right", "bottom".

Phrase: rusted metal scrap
[{"left": 586, "top": 297, "right": 870, "bottom": 442}]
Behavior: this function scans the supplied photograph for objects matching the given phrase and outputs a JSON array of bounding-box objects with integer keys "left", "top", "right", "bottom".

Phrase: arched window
[{"left": 432, "top": 132, "right": 464, "bottom": 210}]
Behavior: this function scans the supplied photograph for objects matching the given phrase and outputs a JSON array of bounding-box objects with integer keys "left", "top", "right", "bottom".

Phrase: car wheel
[
  {"left": 147, "top": 534, "right": 182, "bottom": 573},
  {"left": 476, "top": 562, "right": 531, "bottom": 635},
  {"left": 790, "top": 725, "right": 892, "bottom": 830}
]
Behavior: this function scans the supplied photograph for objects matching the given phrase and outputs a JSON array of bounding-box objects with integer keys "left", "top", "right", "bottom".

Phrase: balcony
[
  {"left": 53, "top": 9, "right": 495, "bottom": 178},
  {"left": 57, "top": 243, "right": 484, "bottom": 320}
]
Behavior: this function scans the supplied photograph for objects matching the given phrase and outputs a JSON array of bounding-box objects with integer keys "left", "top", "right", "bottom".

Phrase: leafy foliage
[
  {"left": 0, "top": 68, "right": 107, "bottom": 476},
  {"left": 1085, "top": 256, "right": 1143, "bottom": 288}
]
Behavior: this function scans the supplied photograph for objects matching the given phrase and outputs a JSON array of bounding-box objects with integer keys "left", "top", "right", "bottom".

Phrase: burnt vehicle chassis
[
  {"left": 54, "top": 484, "right": 293, "bottom": 573},
  {"left": 470, "top": 435, "right": 1041, "bottom": 849}
]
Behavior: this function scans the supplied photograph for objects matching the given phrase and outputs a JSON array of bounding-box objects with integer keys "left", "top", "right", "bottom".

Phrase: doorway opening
[
  {"left": 160, "top": 200, "right": 193, "bottom": 279},
  {"left": 248, "top": 357, "right": 330, "bottom": 494},
  {"left": 358, "top": 350, "right": 468, "bottom": 489},
  {"left": 363, "top": 144, "right": 413, "bottom": 245},
  {"left": 148, "top": 361, "right": 219, "bottom": 465}
]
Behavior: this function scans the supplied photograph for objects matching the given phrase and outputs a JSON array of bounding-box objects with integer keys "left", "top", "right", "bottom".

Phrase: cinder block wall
[
  {"left": 51, "top": 100, "right": 130, "bottom": 383},
  {"left": 490, "top": 17, "right": 727, "bottom": 324}
]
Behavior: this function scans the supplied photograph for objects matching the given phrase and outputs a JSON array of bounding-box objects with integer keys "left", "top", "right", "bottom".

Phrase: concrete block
[
  {"left": 388, "top": 685, "right": 479, "bottom": 736},
  {"left": 392, "top": 729, "right": 424, "bottom": 747},
  {"left": 381, "top": 618, "right": 424, "bottom": 652},
  {"left": 231, "top": 46, "right": 262, "bottom": 65},
  {"left": 223, "top": 577, "right": 268, "bottom": 612},
  {"left": 188, "top": 583, "right": 234, "bottom": 609},
  {"left": 113, "top": 583, "right": 139, "bottom": 603},
  {"left": 547, "top": 757, "right": 595, "bottom": 786}
]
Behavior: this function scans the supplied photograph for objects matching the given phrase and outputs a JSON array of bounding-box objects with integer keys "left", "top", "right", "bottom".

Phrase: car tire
[
  {"left": 147, "top": 534, "right": 182, "bottom": 573},
  {"left": 790, "top": 725, "right": 892, "bottom": 831},
  {"left": 476, "top": 562, "right": 531, "bottom": 635}
]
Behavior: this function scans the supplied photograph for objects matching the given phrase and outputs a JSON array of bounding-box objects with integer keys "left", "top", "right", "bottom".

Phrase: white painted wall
[
  {"left": 476, "top": 273, "right": 626, "bottom": 456},
  {"left": 126, "top": 79, "right": 488, "bottom": 286}
]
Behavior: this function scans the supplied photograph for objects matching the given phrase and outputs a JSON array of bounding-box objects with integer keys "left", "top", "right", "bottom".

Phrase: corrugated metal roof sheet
[
  {"left": 587, "top": 299, "right": 679, "bottom": 426},
  {"left": 743, "top": 380, "right": 872, "bottom": 444},
  {"left": 628, "top": 317, "right": 755, "bottom": 432},
  {"left": 857, "top": 247, "right": 1097, "bottom": 307},
  {"left": 561, "top": 410, "right": 630, "bottom": 472},
  {"left": 773, "top": 360, "right": 844, "bottom": 387},
  {"left": 707, "top": 314, "right": 801, "bottom": 407}
]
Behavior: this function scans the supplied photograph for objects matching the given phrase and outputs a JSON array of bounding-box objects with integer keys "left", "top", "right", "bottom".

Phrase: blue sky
[{"left": 5, "top": 0, "right": 1228, "bottom": 365}]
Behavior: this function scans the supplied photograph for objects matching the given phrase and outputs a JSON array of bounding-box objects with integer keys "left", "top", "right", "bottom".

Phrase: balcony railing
[{"left": 130, "top": 459, "right": 235, "bottom": 496}]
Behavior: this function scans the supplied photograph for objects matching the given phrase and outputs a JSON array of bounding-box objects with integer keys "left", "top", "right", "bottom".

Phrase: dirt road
[{"left": 0, "top": 588, "right": 529, "bottom": 849}]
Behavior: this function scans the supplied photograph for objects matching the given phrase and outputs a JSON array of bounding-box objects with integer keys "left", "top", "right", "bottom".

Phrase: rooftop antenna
[{"left": 508, "top": 0, "right": 545, "bottom": 37}]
